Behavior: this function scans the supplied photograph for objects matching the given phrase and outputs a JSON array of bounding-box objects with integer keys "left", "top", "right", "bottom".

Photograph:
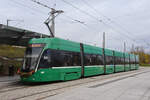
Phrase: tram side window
[
  {"left": 136, "top": 57, "right": 139, "bottom": 64},
  {"left": 39, "top": 49, "right": 105, "bottom": 67},
  {"left": 105, "top": 56, "right": 114, "bottom": 65},
  {"left": 134, "top": 58, "right": 136, "bottom": 64},
  {"left": 128, "top": 58, "right": 130, "bottom": 64},
  {"left": 90, "top": 54, "right": 97, "bottom": 65},
  {"left": 84, "top": 54, "right": 103, "bottom": 66},
  {"left": 61, "top": 51, "right": 73, "bottom": 66},
  {"left": 135, "top": 58, "right": 136, "bottom": 64},
  {"left": 84, "top": 54, "right": 92, "bottom": 66},
  {"left": 125, "top": 58, "right": 129, "bottom": 64},
  {"left": 72, "top": 52, "right": 81, "bottom": 66},
  {"left": 121, "top": 57, "right": 125, "bottom": 64},
  {"left": 132, "top": 59, "right": 134, "bottom": 64},
  {"left": 50, "top": 50, "right": 81, "bottom": 67},
  {"left": 114, "top": 56, "right": 118, "bottom": 64},
  {"left": 130, "top": 58, "right": 133, "bottom": 64},
  {"left": 130, "top": 58, "right": 135, "bottom": 64},
  {"left": 39, "top": 49, "right": 51, "bottom": 68},
  {"left": 137, "top": 59, "right": 139, "bottom": 64},
  {"left": 115, "top": 57, "right": 121, "bottom": 65},
  {"left": 129, "top": 58, "right": 131, "bottom": 64},
  {"left": 133, "top": 58, "right": 136, "bottom": 64},
  {"left": 51, "top": 50, "right": 73, "bottom": 67},
  {"left": 91, "top": 54, "right": 103, "bottom": 65},
  {"left": 133, "top": 57, "right": 135, "bottom": 64},
  {"left": 97, "top": 55, "right": 104, "bottom": 65},
  {"left": 130, "top": 59, "right": 133, "bottom": 64},
  {"left": 50, "top": 50, "right": 64, "bottom": 67}
]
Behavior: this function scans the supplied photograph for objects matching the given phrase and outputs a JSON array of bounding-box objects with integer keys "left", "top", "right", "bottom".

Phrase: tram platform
[{"left": 45, "top": 67, "right": 150, "bottom": 100}]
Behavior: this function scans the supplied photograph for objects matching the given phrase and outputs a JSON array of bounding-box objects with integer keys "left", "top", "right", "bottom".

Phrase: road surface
[
  {"left": 0, "top": 67, "right": 149, "bottom": 100},
  {"left": 45, "top": 67, "right": 150, "bottom": 100}
]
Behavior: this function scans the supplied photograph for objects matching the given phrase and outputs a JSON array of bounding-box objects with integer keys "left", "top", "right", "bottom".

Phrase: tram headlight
[
  {"left": 31, "top": 70, "right": 35, "bottom": 74},
  {"left": 17, "top": 69, "right": 20, "bottom": 74}
]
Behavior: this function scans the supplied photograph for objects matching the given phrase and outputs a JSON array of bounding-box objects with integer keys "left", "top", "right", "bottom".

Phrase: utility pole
[
  {"left": 102, "top": 32, "right": 106, "bottom": 74},
  {"left": 124, "top": 42, "right": 126, "bottom": 53},
  {"left": 44, "top": 8, "right": 63, "bottom": 37},
  {"left": 103, "top": 32, "right": 105, "bottom": 48},
  {"left": 123, "top": 42, "right": 126, "bottom": 72},
  {"left": 131, "top": 44, "right": 134, "bottom": 53},
  {"left": 7, "top": 19, "right": 10, "bottom": 26}
]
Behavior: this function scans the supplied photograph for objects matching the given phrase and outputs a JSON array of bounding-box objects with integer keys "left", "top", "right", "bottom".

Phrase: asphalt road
[{"left": 45, "top": 67, "right": 150, "bottom": 100}]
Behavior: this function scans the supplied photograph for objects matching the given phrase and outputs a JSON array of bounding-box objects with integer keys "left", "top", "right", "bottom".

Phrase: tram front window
[{"left": 22, "top": 44, "right": 44, "bottom": 72}]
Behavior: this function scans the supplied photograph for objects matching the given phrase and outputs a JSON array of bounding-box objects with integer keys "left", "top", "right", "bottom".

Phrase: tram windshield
[{"left": 22, "top": 44, "right": 44, "bottom": 71}]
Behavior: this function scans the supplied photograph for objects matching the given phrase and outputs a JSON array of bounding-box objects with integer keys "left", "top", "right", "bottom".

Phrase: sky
[{"left": 0, "top": 0, "right": 150, "bottom": 53}]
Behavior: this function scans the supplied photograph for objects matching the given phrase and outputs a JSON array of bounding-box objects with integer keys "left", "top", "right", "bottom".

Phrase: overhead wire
[
  {"left": 29, "top": 0, "right": 95, "bottom": 30},
  {"left": 7, "top": 0, "right": 52, "bottom": 35},
  {"left": 29, "top": 0, "right": 125, "bottom": 46},
  {"left": 81, "top": 0, "right": 136, "bottom": 37},
  {"left": 61, "top": 0, "right": 149, "bottom": 52},
  {"left": 28, "top": 0, "right": 101, "bottom": 45},
  {"left": 12, "top": 0, "right": 148, "bottom": 50},
  {"left": 11, "top": 0, "right": 131, "bottom": 44},
  {"left": 81, "top": 0, "right": 150, "bottom": 47},
  {"left": 61, "top": 0, "right": 134, "bottom": 41},
  {"left": 61, "top": 0, "right": 149, "bottom": 50},
  {"left": 62, "top": 0, "right": 125, "bottom": 41},
  {"left": 30, "top": 0, "right": 52, "bottom": 9},
  {"left": 10, "top": 0, "right": 47, "bottom": 15}
]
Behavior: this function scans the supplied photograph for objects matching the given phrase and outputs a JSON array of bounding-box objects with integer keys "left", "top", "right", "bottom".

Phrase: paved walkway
[
  {"left": 0, "top": 75, "right": 20, "bottom": 89},
  {"left": 0, "top": 75, "right": 19, "bottom": 82},
  {"left": 45, "top": 69, "right": 150, "bottom": 100}
]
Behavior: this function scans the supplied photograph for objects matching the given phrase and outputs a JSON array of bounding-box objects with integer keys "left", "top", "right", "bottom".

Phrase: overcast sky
[{"left": 0, "top": 0, "right": 150, "bottom": 52}]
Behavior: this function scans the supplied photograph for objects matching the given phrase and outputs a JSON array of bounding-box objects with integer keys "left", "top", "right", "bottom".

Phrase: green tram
[{"left": 18, "top": 37, "right": 139, "bottom": 82}]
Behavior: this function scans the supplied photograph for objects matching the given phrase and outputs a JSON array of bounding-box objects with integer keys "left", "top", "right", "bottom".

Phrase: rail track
[{"left": 0, "top": 67, "right": 149, "bottom": 100}]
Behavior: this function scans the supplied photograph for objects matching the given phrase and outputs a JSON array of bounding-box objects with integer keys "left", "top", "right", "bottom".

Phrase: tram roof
[
  {"left": 114, "top": 51, "right": 124, "bottom": 57},
  {"left": 29, "top": 37, "right": 137, "bottom": 57},
  {"left": 0, "top": 24, "right": 49, "bottom": 47}
]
